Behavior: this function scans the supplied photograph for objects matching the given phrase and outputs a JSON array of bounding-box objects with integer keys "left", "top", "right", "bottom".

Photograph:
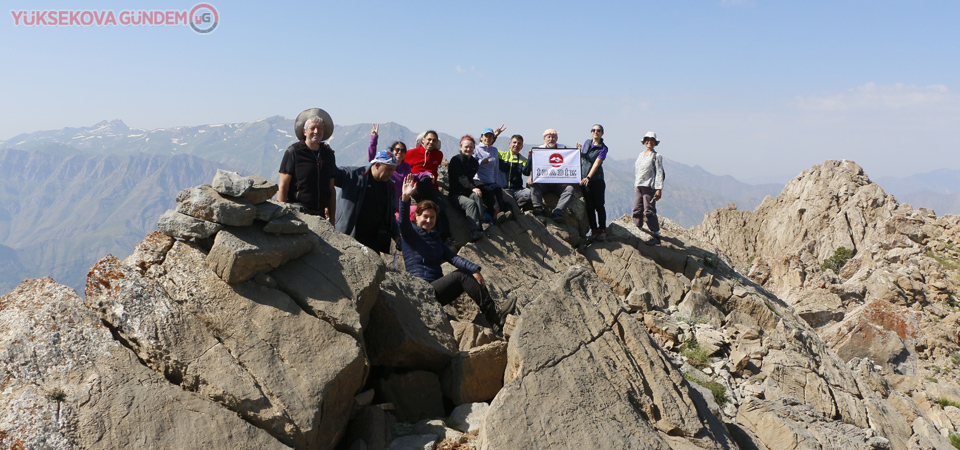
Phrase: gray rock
[
  {"left": 677, "top": 289, "right": 725, "bottom": 327},
  {"left": 448, "top": 402, "right": 489, "bottom": 433},
  {"left": 149, "top": 239, "right": 366, "bottom": 449},
  {"left": 583, "top": 227, "right": 688, "bottom": 309},
  {"left": 270, "top": 221, "right": 386, "bottom": 337},
  {"left": 450, "top": 320, "right": 497, "bottom": 351},
  {"left": 441, "top": 340, "right": 507, "bottom": 405},
  {"left": 206, "top": 226, "right": 313, "bottom": 284},
  {"left": 158, "top": 209, "right": 223, "bottom": 239},
  {"left": 344, "top": 405, "right": 395, "bottom": 450},
  {"left": 0, "top": 278, "right": 288, "bottom": 450},
  {"left": 821, "top": 299, "right": 919, "bottom": 376},
  {"left": 479, "top": 266, "right": 735, "bottom": 449},
  {"left": 263, "top": 214, "right": 308, "bottom": 234},
  {"left": 364, "top": 271, "right": 457, "bottom": 371},
  {"left": 256, "top": 199, "right": 292, "bottom": 222},
  {"left": 624, "top": 286, "right": 653, "bottom": 313},
  {"left": 378, "top": 371, "right": 445, "bottom": 423},
  {"left": 244, "top": 174, "right": 280, "bottom": 204},
  {"left": 123, "top": 230, "right": 175, "bottom": 272},
  {"left": 176, "top": 184, "right": 257, "bottom": 226},
  {"left": 212, "top": 169, "right": 254, "bottom": 197},
  {"left": 86, "top": 256, "right": 267, "bottom": 414},
  {"left": 737, "top": 397, "right": 884, "bottom": 450},
  {"left": 386, "top": 434, "right": 439, "bottom": 450},
  {"left": 412, "top": 419, "right": 464, "bottom": 442},
  {"left": 451, "top": 211, "right": 588, "bottom": 313}
]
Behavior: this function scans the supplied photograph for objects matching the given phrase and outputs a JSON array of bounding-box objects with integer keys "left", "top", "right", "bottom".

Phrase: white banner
[{"left": 530, "top": 148, "right": 580, "bottom": 183}]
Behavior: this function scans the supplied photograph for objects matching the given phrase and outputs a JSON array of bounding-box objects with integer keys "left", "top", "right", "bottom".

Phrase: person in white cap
[
  {"left": 634, "top": 131, "right": 665, "bottom": 245},
  {"left": 278, "top": 108, "right": 338, "bottom": 226},
  {"left": 530, "top": 128, "right": 576, "bottom": 221}
]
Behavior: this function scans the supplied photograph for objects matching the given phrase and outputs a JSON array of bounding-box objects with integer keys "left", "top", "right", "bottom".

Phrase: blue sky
[{"left": 3, "top": 1, "right": 959, "bottom": 183}]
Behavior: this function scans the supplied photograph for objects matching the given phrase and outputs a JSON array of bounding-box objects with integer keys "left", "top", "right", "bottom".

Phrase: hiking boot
[
  {"left": 550, "top": 210, "right": 564, "bottom": 221},
  {"left": 469, "top": 229, "right": 483, "bottom": 242},
  {"left": 643, "top": 235, "right": 661, "bottom": 246},
  {"left": 495, "top": 211, "right": 511, "bottom": 225},
  {"left": 498, "top": 297, "right": 517, "bottom": 325},
  {"left": 595, "top": 230, "right": 606, "bottom": 242},
  {"left": 586, "top": 229, "right": 598, "bottom": 243},
  {"left": 532, "top": 206, "right": 545, "bottom": 217}
]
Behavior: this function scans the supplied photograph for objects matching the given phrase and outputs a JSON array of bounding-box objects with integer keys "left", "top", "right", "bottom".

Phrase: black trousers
[
  {"left": 583, "top": 179, "right": 606, "bottom": 231},
  {"left": 431, "top": 270, "right": 499, "bottom": 326},
  {"left": 476, "top": 182, "right": 508, "bottom": 217}
]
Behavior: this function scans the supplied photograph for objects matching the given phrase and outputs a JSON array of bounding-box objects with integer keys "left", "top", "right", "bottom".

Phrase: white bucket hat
[
  {"left": 642, "top": 131, "right": 660, "bottom": 145},
  {"left": 295, "top": 108, "right": 334, "bottom": 142}
]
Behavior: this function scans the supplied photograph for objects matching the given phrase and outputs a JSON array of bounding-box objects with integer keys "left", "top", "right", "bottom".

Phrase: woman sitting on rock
[{"left": 398, "top": 173, "right": 502, "bottom": 331}]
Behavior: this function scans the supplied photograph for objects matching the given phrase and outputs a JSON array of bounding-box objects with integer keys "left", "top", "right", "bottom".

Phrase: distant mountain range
[
  {"left": 3, "top": 117, "right": 950, "bottom": 295},
  {"left": 875, "top": 170, "right": 960, "bottom": 216}
]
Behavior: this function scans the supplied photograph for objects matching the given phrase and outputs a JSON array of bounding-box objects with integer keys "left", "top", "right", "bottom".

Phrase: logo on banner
[
  {"left": 549, "top": 153, "right": 563, "bottom": 168},
  {"left": 531, "top": 148, "right": 580, "bottom": 184}
]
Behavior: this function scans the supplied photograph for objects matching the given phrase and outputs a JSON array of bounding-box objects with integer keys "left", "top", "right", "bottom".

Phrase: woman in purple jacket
[{"left": 398, "top": 173, "right": 502, "bottom": 331}]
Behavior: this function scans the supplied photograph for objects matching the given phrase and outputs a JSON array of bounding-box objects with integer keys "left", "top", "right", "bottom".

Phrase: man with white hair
[
  {"left": 278, "top": 108, "right": 338, "bottom": 226},
  {"left": 530, "top": 128, "right": 576, "bottom": 221}
]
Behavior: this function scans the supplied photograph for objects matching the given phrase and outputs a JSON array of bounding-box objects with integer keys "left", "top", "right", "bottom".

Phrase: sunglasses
[
  {"left": 392, "top": 147, "right": 405, "bottom": 152},
  {"left": 591, "top": 129, "right": 603, "bottom": 133}
]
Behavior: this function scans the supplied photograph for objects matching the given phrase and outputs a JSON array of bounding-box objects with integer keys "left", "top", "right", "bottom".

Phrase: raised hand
[
  {"left": 401, "top": 173, "right": 416, "bottom": 200},
  {"left": 371, "top": 124, "right": 379, "bottom": 136},
  {"left": 494, "top": 124, "right": 506, "bottom": 136}
]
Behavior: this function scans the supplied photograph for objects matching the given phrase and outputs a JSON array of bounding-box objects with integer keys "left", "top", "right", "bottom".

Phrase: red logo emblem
[{"left": 549, "top": 153, "right": 564, "bottom": 168}]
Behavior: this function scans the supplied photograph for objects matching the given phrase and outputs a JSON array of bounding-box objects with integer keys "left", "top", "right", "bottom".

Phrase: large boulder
[
  {"left": 737, "top": 397, "right": 891, "bottom": 450},
  {"left": 479, "top": 266, "right": 735, "bottom": 449},
  {"left": 0, "top": 278, "right": 288, "bottom": 450},
  {"left": 86, "top": 235, "right": 366, "bottom": 449},
  {"left": 452, "top": 212, "right": 588, "bottom": 314},
  {"left": 271, "top": 212, "right": 386, "bottom": 337},
  {"left": 364, "top": 271, "right": 457, "bottom": 371},
  {"left": 441, "top": 340, "right": 508, "bottom": 405},
  {"left": 821, "top": 299, "right": 921, "bottom": 376}
]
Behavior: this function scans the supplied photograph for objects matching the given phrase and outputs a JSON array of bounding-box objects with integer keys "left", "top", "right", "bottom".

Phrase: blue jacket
[{"left": 400, "top": 199, "right": 479, "bottom": 282}]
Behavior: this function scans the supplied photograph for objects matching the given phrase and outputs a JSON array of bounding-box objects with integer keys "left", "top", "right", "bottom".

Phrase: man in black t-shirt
[{"left": 278, "top": 108, "right": 338, "bottom": 225}]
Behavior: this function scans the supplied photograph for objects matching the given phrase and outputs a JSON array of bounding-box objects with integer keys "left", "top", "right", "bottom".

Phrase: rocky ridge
[{"left": 2, "top": 162, "right": 960, "bottom": 449}]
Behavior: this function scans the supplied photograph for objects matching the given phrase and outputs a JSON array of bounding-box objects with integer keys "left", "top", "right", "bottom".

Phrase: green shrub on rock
[{"left": 821, "top": 247, "right": 855, "bottom": 273}]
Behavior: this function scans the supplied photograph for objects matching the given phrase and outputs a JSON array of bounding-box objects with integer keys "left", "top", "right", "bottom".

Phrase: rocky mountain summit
[{"left": 3, "top": 161, "right": 960, "bottom": 449}]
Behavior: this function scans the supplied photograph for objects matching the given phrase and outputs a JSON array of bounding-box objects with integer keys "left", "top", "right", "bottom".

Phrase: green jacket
[{"left": 497, "top": 150, "right": 532, "bottom": 190}]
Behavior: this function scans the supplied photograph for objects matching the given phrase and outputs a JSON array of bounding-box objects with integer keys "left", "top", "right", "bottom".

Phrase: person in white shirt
[{"left": 634, "top": 131, "right": 665, "bottom": 245}]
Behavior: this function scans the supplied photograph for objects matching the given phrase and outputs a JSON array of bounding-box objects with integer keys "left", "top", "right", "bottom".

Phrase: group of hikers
[{"left": 276, "top": 108, "right": 666, "bottom": 333}]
